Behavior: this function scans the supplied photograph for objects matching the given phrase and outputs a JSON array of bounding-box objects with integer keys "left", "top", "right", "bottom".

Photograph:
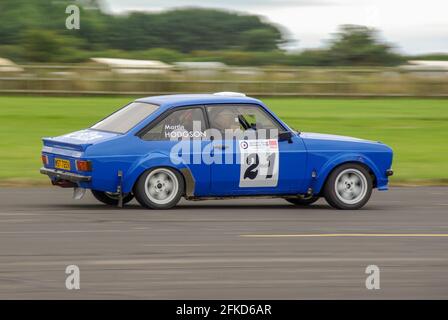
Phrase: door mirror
[{"left": 278, "top": 131, "right": 293, "bottom": 142}]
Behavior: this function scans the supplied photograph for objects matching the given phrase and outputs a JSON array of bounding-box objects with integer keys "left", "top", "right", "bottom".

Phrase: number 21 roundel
[{"left": 239, "top": 139, "right": 279, "bottom": 187}]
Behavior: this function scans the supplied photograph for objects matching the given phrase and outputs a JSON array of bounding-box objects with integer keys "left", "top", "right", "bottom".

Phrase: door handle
[{"left": 214, "top": 145, "right": 229, "bottom": 150}]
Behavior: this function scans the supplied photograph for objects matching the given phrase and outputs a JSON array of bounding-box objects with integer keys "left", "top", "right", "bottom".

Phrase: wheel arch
[
  {"left": 122, "top": 152, "right": 193, "bottom": 195},
  {"left": 311, "top": 155, "right": 380, "bottom": 195}
]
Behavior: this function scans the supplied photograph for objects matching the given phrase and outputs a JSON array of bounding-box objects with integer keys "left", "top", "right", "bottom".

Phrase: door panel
[
  {"left": 209, "top": 135, "right": 307, "bottom": 195},
  {"left": 206, "top": 104, "right": 307, "bottom": 196}
]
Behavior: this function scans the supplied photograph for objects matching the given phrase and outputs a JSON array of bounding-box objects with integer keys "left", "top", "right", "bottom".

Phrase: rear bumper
[{"left": 40, "top": 167, "right": 91, "bottom": 182}]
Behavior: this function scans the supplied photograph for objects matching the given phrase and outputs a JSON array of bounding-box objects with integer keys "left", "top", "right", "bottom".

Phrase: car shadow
[
  {"left": 174, "top": 203, "right": 330, "bottom": 210},
  {"left": 26, "top": 202, "right": 380, "bottom": 212}
]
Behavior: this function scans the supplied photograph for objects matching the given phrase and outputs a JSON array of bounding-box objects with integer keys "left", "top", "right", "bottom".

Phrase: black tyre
[
  {"left": 323, "top": 163, "right": 373, "bottom": 210},
  {"left": 133, "top": 167, "right": 184, "bottom": 209},
  {"left": 91, "top": 190, "right": 134, "bottom": 206},
  {"left": 286, "top": 195, "right": 319, "bottom": 206}
]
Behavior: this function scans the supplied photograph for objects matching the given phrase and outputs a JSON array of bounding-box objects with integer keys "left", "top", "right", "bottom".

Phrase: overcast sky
[{"left": 103, "top": 0, "right": 448, "bottom": 54}]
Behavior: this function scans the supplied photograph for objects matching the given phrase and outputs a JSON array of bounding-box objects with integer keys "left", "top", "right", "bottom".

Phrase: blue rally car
[{"left": 40, "top": 92, "right": 393, "bottom": 210}]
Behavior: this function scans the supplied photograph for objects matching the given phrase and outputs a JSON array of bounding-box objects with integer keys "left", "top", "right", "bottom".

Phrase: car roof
[{"left": 135, "top": 93, "right": 263, "bottom": 109}]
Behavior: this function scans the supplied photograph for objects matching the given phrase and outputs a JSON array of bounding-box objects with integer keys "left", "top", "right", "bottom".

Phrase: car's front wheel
[
  {"left": 134, "top": 167, "right": 184, "bottom": 209},
  {"left": 91, "top": 190, "right": 134, "bottom": 206},
  {"left": 323, "top": 163, "right": 373, "bottom": 210}
]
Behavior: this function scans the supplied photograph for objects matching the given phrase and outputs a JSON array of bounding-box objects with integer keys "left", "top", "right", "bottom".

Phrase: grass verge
[{"left": 0, "top": 96, "right": 447, "bottom": 185}]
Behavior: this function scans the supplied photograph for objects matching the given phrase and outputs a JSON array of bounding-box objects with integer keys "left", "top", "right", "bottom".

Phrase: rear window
[{"left": 91, "top": 102, "right": 158, "bottom": 134}]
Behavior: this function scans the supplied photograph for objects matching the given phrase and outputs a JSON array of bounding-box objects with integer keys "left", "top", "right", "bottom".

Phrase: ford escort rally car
[{"left": 40, "top": 92, "right": 393, "bottom": 210}]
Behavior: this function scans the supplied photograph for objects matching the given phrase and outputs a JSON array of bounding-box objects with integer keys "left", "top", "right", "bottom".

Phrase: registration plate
[{"left": 54, "top": 158, "right": 71, "bottom": 170}]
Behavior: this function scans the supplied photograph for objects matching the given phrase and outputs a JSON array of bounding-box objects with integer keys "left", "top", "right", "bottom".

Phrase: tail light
[
  {"left": 75, "top": 160, "right": 92, "bottom": 172},
  {"left": 41, "top": 154, "right": 49, "bottom": 166}
]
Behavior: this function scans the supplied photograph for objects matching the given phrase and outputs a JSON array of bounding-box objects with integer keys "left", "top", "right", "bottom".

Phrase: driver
[{"left": 211, "top": 109, "right": 240, "bottom": 131}]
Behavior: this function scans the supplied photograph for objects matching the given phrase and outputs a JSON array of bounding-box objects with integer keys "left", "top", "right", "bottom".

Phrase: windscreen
[{"left": 91, "top": 102, "right": 158, "bottom": 134}]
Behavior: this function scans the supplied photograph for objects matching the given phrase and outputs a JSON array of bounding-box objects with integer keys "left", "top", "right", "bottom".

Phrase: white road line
[{"left": 241, "top": 233, "right": 448, "bottom": 238}]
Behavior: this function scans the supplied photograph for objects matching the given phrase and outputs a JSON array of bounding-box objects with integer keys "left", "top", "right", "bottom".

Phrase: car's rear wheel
[
  {"left": 134, "top": 167, "right": 184, "bottom": 209},
  {"left": 285, "top": 195, "right": 319, "bottom": 206},
  {"left": 323, "top": 163, "right": 372, "bottom": 210},
  {"left": 91, "top": 190, "right": 134, "bottom": 206}
]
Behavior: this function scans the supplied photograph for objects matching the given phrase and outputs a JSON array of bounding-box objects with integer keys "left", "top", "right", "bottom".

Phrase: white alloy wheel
[
  {"left": 334, "top": 168, "right": 368, "bottom": 205},
  {"left": 144, "top": 168, "right": 179, "bottom": 205}
]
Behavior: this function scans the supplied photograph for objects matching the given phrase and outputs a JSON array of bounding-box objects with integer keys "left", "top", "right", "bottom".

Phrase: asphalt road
[{"left": 0, "top": 186, "right": 447, "bottom": 299}]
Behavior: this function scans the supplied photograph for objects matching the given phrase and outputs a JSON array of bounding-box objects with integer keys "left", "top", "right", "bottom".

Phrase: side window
[
  {"left": 236, "top": 105, "right": 282, "bottom": 131},
  {"left": 206, "top": 104, "right": 283, "bottom": 138},
  {"left": 141, "top": 108, "right": 206, "bottom": 141},
  {"left": 206, "top": 106, "right": 241, "bottom": 132}
]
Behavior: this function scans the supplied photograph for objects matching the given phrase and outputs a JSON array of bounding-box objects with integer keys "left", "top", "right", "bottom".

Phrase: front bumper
[{"left": 40, "top": 167, "right": 91, "bottom": 182}]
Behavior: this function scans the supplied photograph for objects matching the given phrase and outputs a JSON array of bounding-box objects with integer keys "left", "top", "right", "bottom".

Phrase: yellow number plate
[{"left": 55, "top": 158, "right": 71, "bottom": 170}]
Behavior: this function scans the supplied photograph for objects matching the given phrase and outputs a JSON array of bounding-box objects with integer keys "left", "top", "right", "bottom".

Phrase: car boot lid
[{"left": 43, "top": 129, "right": 119, "bottom": 151}]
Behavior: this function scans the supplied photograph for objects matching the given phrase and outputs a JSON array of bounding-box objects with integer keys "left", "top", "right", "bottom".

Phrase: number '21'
[{"left": 244, "top": 153, "right": 276, "bottom": 180}]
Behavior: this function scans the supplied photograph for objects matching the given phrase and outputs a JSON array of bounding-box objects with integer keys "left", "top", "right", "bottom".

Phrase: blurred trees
[
  {"left": 22, "top": 30, "right": 86, "bottom": 62},
  {"left": 325, "top": 25, "right": 404, "bottom": 66},
  {"left": 240, "top": 29, "right": 281, "bottom": 51},
  {"left": 0, "top": 1, "right": 407, "bottom": 66},
  {"left": 0, "top": 0, "right": 283, "bottom": 62},
  {"left": 22, "top": 30, "right": 63, "bottom": 62},
  {"left": 285, "top": 25, "right": 404, "bottom": 66},
  {"left": 410, "top": 53, "right": 448, "bottom": 61}
]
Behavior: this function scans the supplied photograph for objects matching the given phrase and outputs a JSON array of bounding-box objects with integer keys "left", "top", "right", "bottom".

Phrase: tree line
[{"left": 0, "top": 0, "right": 427, "bottom": 66}]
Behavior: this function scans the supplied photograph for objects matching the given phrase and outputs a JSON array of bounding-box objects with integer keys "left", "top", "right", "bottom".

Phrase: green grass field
[{"left": 0, "top": 96, "right": 447, "bottom": 184}]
